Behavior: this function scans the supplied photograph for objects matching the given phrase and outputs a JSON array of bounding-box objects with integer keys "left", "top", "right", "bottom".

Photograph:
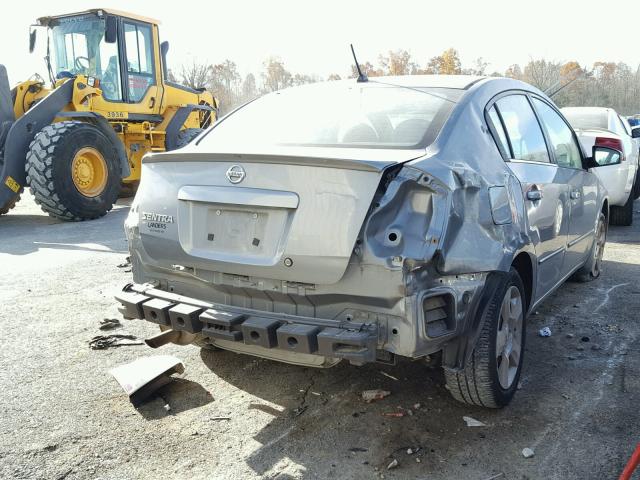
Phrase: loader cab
[{"left": 36, "top": 9, "right": 163, "bottom": 112}]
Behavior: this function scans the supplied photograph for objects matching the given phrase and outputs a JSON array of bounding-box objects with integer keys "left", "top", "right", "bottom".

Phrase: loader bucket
[
  {"left": 0, "top": 73, "right": 73, "bottom": 214},
  {"left": 0, "top": 65, "right": 13, "bottom": 125},
  {"left": 0, "top": 64, "right": 18, "bottom": 213}
]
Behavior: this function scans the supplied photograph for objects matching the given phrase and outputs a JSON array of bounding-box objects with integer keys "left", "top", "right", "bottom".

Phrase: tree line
[{"left": 171, "top": 48, "right": 640, "bottom": 116}]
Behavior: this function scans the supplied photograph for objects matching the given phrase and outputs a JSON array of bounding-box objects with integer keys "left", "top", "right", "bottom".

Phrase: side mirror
[
  {"left": 29, "top": 27, "right": 37, "bottom": 53},
  {"left": 591, "top": 146, "right": 622, "bottom": 167},
  {"left": 632, "top": 127, "right": 640, "bottom": 139},
  {"left": 105, "top": 15, "right": 117, "bottom": 44}
]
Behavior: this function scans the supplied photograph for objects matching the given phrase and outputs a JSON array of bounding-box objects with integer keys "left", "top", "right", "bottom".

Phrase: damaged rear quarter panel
[{"left": 406, "top": 80, "right": 532, "bottom": 277}]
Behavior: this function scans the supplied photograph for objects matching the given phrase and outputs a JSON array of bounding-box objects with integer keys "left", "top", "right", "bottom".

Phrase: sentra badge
[{"left": 142, "top": 212, "right": 174, "bottom": 231}]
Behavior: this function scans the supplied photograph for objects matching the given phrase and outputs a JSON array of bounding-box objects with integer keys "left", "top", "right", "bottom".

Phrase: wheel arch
[
  {"left": 601, "top": 197, "right": 609, "bottom": 223},
  {"left": 511, "top": 251, "right": 534, "bottom": 313}
]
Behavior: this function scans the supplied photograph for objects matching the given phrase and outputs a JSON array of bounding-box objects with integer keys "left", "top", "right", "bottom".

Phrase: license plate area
[{"left": 177, "top": 186, "right": 298, "bottom": 266}]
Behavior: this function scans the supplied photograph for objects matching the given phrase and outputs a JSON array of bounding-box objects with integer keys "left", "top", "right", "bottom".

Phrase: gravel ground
[{"left": 1, "top": 193, "right": 638, "bottom": 480}]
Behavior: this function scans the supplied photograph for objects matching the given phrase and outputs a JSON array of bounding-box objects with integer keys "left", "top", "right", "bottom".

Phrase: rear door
[
  {"left": 531, "top": 97, "right": 599, "bottom": 275},
  {"left": 487, "top": 94, "right": 571, "bottom": 301}
]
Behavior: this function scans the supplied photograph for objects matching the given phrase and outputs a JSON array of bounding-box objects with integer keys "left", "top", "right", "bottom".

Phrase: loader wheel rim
[{"left": 71, "top": 147, "right": 108, "bottom": 197}]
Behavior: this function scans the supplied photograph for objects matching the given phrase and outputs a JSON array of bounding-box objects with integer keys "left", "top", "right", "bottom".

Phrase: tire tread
[{"left": 25, "top": 121, "right": 117, "bottom": 221}]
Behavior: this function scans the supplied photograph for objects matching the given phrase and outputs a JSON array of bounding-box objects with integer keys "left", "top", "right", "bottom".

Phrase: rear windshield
[
  {"left": 198, "top": 82, "right": 461, "bottom": 150},
  {"left": 563, "top": 109, "right": 608, "bottom": 130}
]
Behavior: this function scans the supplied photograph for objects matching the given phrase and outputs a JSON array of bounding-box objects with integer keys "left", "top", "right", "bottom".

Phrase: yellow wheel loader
[{"left": 0, "top": 9, "right": 217, "bottom": 220}]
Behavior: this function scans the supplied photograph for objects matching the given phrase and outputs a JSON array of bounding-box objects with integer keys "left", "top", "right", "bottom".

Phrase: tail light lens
[{"left": 595, "top": 137, "right": 625, "bottom": 161}]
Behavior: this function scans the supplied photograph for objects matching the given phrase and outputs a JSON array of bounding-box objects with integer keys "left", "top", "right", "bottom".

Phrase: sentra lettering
[{"left": 142, "top": 212, "right": 174, "bottom": 223}]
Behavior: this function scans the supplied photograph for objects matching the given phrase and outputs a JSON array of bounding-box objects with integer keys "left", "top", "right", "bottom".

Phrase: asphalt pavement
[{"left": 0, "top": 193, "right": 638, "bottom": 480}]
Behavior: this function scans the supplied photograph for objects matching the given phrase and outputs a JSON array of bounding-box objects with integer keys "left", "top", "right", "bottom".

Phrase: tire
[
  {"left": 633, "top": 170, "right": 640, "bottom": 200},
  {"left": 25, "top": 121, "right": 120, "bottom": 221},
  {"left": 573, "top": 212, "right": 607, "bottom": 282},
  {"left": 610, "top": 194, "right": 634, "bottom": 226},
  {"left": 0, "top": 193, "right": 20, "bottom": 215},
  {"left": 444, "top": 268, "right": 526, "bottom": 408},
  {"left": 174, "top": 128, "right": 203, "bottom": 150},
  {"left": 118, "top": 181, "right": 139, "bottom": 198}
]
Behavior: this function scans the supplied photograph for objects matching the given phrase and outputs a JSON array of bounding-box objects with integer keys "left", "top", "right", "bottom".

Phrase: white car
[{"left": 562, "top": 107, "right": 639, "bottom": 225}]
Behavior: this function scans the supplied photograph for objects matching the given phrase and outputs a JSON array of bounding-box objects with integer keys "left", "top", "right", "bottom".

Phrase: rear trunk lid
[{"left": 135, "top": 146, "right": 425, "bottom": 285}]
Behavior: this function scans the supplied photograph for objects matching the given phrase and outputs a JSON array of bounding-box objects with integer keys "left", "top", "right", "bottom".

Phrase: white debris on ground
[
  {"left": 362, "top": 389, "right": 391, "bottom": 402},
  {"left": 463, "top": 416, "right": 487, "bottom": 427},
  {"left": 522, "top": 447, "right": 535, "bottom": 458},
  {"left": 539, "top": 327, "right": 552, "bottom": 337}
]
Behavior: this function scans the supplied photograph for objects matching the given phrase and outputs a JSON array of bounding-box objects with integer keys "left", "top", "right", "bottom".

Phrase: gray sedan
[{"left": 118, "top": 75, "right": 610, "bottom": 407}]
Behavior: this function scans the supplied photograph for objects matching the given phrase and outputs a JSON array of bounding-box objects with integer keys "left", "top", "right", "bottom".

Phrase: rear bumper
[{"left": 116, "top": 283, "right": 379, "bottom": 365}]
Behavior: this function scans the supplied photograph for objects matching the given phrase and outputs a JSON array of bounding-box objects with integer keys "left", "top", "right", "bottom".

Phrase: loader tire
[
  {"left": 26, "top": 121, "right": 120, "bottom": 221},
  {"left": 174, "top": 128, "right": 203, "bottom": 149},
  {"left": 118, "top": 181, "right": 139, "bottom": 198},
  {"left": 0, "top": 193, "right": 20, "bottom": 215}
]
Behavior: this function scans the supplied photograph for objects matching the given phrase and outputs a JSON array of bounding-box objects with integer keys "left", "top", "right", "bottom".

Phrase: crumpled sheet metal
[{"left": 110, "top": 355, "right": 184, "bottom": 406}]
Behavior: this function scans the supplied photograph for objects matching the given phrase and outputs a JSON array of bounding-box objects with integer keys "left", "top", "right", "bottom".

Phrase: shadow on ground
[
  {"left": 194, "top": 256, "right": 639, "bottom": 479},
  {"left": 0, "top": 204, "right": 129, "bottom": 255},
  {"left": 137, "top": 378, "right": 215, "bottom": 420}
]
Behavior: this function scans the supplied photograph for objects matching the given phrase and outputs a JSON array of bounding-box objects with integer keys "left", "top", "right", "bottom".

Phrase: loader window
[
  {"left": 50, "top": 15, "right": 122, "bottom": 101},
  {"left": 124, "top": 22, "right": 155, "bottom": 102},
  {"left": 98, "top": 39, "right": 122, "bottom": 102}
]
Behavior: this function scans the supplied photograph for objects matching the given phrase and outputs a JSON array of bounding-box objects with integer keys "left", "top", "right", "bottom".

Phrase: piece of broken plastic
[
  {"left": 463, "top": 416, "right": 487, "bottom": 427},
  {"left": 362, "top": 389, "right": 391, "bottom": 402},
  {"left": 110, "top": 355, "right": 184, "bottom": 406},
  {"left": 539, "top": 327, "right": 552, "bottom": 337}
]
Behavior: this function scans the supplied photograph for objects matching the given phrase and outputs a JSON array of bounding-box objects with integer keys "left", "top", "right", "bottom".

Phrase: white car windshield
[{"left": 198, "top": 82, "right": 461, "bottom": 150}]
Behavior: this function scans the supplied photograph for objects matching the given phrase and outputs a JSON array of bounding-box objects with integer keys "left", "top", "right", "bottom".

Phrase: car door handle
[
  {"left": 526, "top": 186, "right": 543, "bottom": 201},
  {"left": 570, "top": 190, "right": 581, "bottom": 199}
]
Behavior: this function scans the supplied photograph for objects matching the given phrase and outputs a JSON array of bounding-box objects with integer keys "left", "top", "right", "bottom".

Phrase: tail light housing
[{"left": 595, "top": 137, "right": 625, "bottom": 161}]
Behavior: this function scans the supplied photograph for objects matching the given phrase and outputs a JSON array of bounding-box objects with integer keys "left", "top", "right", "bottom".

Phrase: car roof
[{"left": 363, "top": 75, "right": 488, "bottom": 89}]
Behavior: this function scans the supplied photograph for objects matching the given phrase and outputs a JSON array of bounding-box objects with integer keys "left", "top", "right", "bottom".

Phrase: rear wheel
[
  {"left": 444, "top": 268, "right": 526, "bottom": 408},
  {"left": 610, "top": 194, "right": 634, "bottom": 226},
  {"left": 26, "top": 121, "right": 120, "bottom": 221}
]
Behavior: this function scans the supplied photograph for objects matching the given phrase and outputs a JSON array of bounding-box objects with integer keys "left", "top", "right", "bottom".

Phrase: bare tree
[
  {"left": 422, "top": 48, "right": 462, "bottom": 75},
  {"left": 292, "top": 73, "right": 321, "bottom": 86},
  {"left": 180, "top": 60, "right": 210, "bottom": 90},
  {"left": 241, "top": 73, "right": 258, "bottom": 103},
  {"left": 522, "top": 58, "right": 561, "bottom": 92},
  {"left": 261, "top": 57, "right": 293, "bottom": 93},
  {"left": 349, "top": 61, "right": 382, "bottom": 78},
  {"left": 208, "top": 60, "right": 242, "bottom": 114},
  {"left": 378, "top": 50, "right": 417, "bottom": 75},
  {"left": 462, "top": 57, "right": 489, "bottom": 75},
  {"left": 176, "top": 49, "right": 640, "bottom": 120}
]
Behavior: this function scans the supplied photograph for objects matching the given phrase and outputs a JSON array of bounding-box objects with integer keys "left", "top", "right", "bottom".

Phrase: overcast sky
[{"left": 1, "top": 0, "right": 639, "bottom": 85}]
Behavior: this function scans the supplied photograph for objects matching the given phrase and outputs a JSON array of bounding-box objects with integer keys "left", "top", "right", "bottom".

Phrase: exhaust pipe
[{"left": 145, "top": 329, "right": 181, "bottom": 348}]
